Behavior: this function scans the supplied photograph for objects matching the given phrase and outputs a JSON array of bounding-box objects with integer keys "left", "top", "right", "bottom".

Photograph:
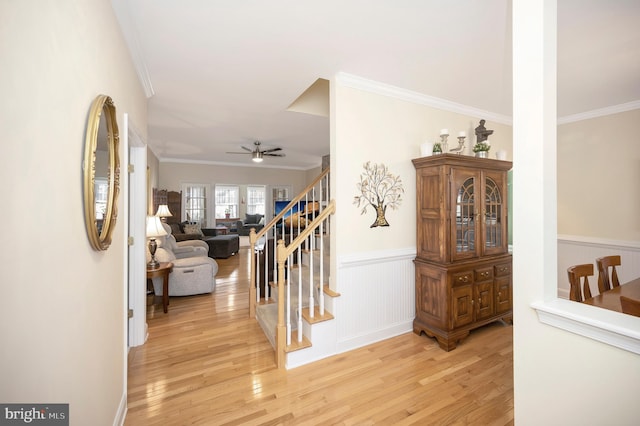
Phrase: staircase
[
  {"left": 248, "top": 168, "right": 338, "bottom": 368},
  {"left": 255, "top": 236, "right": 330, "bottom": 346}
]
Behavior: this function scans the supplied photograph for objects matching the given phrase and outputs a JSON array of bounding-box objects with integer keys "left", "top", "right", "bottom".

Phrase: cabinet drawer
[
  {"left": 494, "top": 263, "right": 511, "bottom": 277},
  {"left": 474, "top": 267, "right": 493, "bottom": 281},
  {"left": 452, "top": 270, "right": 473, "bottom": 286}
]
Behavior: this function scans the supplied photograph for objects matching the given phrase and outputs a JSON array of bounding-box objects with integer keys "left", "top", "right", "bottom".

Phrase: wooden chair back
[
  {"left": 567, "top": 264, "right": 594, "bottom": 302},
  {"left": 620, "top": 296, "right": 640, "bottom": 317},
  {"left": 596, "top": 255, "right": 621, "bottom": 293}
]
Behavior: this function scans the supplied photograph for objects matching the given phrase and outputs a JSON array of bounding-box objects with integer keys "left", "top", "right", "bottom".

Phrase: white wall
[{"left": 0, "top": 1, "right": 147, "bottom": 424}]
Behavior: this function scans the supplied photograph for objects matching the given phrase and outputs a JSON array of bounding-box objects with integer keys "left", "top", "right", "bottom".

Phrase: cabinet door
[
  {"left": 451, "top": 285, "right": 474, "bottom": 328},
  {"left": 482, "top": 171, "right": 508, "bottom": 256},
  {"left": 495, "top": 276, "right": 512, "bottom": 314},
  {"left": 450, "top": 168, "right": 480, "bottom": 261},
  {"left": 474, "top": 281, "right": 495, "bottom": 321}
]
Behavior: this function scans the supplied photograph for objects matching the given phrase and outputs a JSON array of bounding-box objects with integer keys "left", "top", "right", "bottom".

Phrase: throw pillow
[
  {"left": 245, "top": 214, "right": 259, "bottom": 224},
  {"left": 183, "top": 223, "right": 204, "bottom": 237},
  {"left": 258, "top": 216, "right": 265, "bottom": 225}
]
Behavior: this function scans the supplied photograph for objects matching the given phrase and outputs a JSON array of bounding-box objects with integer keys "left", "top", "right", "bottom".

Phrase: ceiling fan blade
[
  {"left": 225, "top": 151, "right": 251, "bottom": 154},
  {"left": 241, "top": 146, "right": 253, "bottom": 152},
  {"left": 264, "top": 153, "right": 285, "bottom": 157},
  {"left": 261, "top": 147, "right": 282, "bottom": 153}
]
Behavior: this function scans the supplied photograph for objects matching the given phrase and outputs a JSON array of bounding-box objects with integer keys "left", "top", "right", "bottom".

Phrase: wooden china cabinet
[{"left": 412, "top": 154, "right": 512, "bottom": 351}]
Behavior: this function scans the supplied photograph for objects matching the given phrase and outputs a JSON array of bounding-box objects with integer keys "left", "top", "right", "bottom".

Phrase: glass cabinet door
[
  {"left": 455, "top": 176, "right": 477, "bottom": 258},
  {"left": 483, "top": 172, "right": 507, "bottom": 255},
  {"left": 452, "top": 169, "right": 507, "bottom": 259},
  {"left": 484, "top": 178, "right": 502, "bottom": 248}
]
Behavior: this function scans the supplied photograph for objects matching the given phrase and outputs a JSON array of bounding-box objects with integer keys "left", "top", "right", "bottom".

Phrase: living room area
[{"left": 151, "top": 157, "right": 319, "bottom": 234}]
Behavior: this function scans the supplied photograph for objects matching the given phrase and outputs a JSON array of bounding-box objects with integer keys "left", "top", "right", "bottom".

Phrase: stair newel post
[
  {"left": 249, "top": 229, "right": 257, "bottom": 318},
  {"left": 276, "top": 239, "right": 287, "bottom": 369}
]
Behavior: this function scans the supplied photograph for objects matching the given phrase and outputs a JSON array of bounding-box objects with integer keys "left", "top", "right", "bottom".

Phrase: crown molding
[
  {"left": 111, "top": 0, "right": 154, "bottom": 98},
  {"left": 558, "top": 100, "right": 640, "bottom": 124},
  {"left": 159, "top": 157, "right": 319, "bottom": 171},
  {"left": 335, "top": 72, "right": 512, "bottom": 125}
]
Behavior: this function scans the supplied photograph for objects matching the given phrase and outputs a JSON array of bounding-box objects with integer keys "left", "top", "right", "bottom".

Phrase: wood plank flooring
[{"left": 126, "top": 247, "right": 514, "bottom": 425}]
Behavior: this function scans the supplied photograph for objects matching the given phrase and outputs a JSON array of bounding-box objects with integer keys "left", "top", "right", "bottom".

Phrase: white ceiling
[{"left": 113, "top": 0, "right": 640, "bottom": 169}]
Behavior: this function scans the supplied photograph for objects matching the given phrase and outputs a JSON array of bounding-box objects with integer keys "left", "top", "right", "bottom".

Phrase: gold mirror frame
[{"left": 83, "top": 95, "right": 120, "bottom": 251}]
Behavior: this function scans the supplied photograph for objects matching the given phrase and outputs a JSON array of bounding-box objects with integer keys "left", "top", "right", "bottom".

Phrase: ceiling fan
[{"left": 226, "top": 141, "right": 285, "bottom": 163}]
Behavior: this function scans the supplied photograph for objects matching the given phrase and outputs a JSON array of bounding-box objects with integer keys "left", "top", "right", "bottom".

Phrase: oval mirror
[{"left": 83, "top": 95, "right": 120, "bottom": 251}]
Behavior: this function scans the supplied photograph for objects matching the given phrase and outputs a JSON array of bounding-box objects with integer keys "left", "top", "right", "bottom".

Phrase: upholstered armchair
[
  {"left": 147, "top": 242, "right": 219, "bottom": 297},
  {"left": 236, "top": 213, "right": 265, "bottom": 236},
  {"left": 159, "top": 223, "right": 209, "bottom": 258}
]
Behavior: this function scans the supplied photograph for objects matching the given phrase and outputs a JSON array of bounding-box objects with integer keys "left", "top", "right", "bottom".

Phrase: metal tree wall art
[{"left": 353, "top": 161, "right": 404, "bottom": 228}]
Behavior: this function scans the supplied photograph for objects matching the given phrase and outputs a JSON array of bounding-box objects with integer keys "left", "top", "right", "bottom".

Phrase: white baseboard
[
  {"left": 336, "top": 320, "right": 414, "bottom": 354},
  {"left": 113, "top": 392, "right": 127, "bottom": 426}
]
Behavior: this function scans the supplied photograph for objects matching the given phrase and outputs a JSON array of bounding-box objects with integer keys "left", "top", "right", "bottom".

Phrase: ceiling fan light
[{"left": 252, "top": 151, "right": 263, "bottom": 162}]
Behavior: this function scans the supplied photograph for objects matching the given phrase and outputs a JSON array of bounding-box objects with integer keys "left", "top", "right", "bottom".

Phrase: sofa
[
  {"left": 168, "top": 221, "right": 204, "bottom": 242},
  {"left": 236, "top": 213, "right": 265, "bottom": 236}
]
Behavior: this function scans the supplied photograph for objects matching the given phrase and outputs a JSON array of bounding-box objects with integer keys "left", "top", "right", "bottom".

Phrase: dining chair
[
  {"left": 596, "top": 255, "right": 621, "bottom": 293},
  {"left": 567, "top": 264, "right": 595, "bottom": 302},
  {"left": 620, "top": 296, "right": 640, "bottom": 317}
]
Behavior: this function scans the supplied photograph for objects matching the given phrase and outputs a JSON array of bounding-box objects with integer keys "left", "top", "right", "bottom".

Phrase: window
[
  {"left": 246, "top": 186, "right": 266, "bottom": 215},
  {"left": 215, "top": 185, "right": 239, "bottom": 218},
  {"left": 183, "top": 184, "right": 208, "bottom": 226},
  {"left": 94, "top": 178, "right": 108, "bottom": 220}
]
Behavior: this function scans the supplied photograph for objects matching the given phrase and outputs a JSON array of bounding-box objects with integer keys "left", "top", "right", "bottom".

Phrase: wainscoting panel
[
  {"left": 335, "top": 248, "right": 416, "bottom": 353},
  {"left": 557, "top": 235, "right": 640, "bottom": 299}
]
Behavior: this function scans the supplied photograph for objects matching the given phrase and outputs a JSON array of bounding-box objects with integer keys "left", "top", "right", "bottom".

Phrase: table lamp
[
  {"left": 155, "top": 204, "right": 173, "bottom": 222},
  {"left": 146, "top": 215, "right": 167, "bottom": 269}
]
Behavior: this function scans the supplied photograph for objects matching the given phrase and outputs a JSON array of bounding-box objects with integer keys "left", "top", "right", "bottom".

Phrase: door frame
[{"left": 125, "top": 113, "right": 148, "bottom": 347}]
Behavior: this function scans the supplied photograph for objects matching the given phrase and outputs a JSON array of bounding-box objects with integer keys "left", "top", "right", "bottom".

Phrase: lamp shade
[
  {"left": 155, "top": 204, "right": 173, "bottom": 218},
  {"left": 146, "top": 216, "right": 168, "bottom": 238}
]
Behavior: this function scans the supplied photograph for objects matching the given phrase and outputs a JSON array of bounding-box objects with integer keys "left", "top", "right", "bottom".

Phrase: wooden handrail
[
  {"left": 277, "top": 200, "right": 335, "bottom": 263},
  {"left": 252, "top": 167, "right": 330, "bottom": 244}
]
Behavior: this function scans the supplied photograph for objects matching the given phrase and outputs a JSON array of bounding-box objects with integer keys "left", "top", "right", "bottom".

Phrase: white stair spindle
[
  {"left": 308, "top": 228, "right": 315, "bottom": 319},
  {"left": 255, "top": 247, "right": 261, "bottom": 302},
  {"left": 319, "top": 220, "right": 325, "bottom": 316},
  {"left": 297, "top": 246, "right": 303, "bottom": 342},
  {"left": 286, "top": 256, "right": 291, "bottom": 346}
]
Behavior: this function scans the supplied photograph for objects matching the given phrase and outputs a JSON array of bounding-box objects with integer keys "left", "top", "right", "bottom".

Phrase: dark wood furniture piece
[
  {"left": 596, "top": 255, "right": 621, "bottom": 293},
  {"left": 212, "top": 226, "right": 228, "bottom": 235},
  {"left": 147, "top": 262, "right": 174, "bottom": 313},
  {"left": 412, "top": 154, "right": 512, "bottom": 351},
  {"left": 216, "top": 218, "right": 239, "bottom": 233},
  {"left": 620, "top": 295, "right": 640, "bottom": 317},
  {"left": 567, "top": 263, "right": 595, "bottom": 302},
  {"left": 153, "top": 189, "right": 182, "bottom": 225},
  {"left": 584, "top": 277, "right": 640, "bottom": 313},
  {"left": 256, "top": 238, "right": 276, "bottom": 298}
]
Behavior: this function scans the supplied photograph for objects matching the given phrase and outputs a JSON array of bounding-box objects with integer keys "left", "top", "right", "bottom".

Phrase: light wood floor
[{"left": 126, "top": 247, "right": 514, "bottom": 425}]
